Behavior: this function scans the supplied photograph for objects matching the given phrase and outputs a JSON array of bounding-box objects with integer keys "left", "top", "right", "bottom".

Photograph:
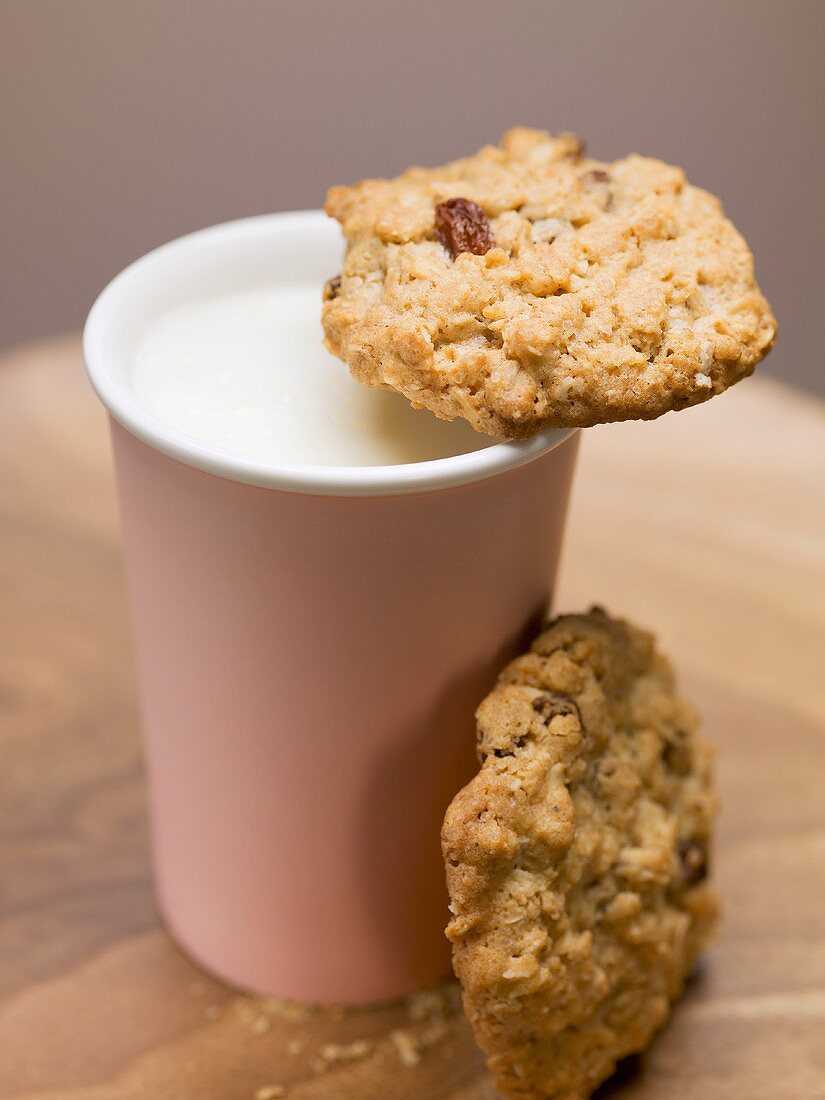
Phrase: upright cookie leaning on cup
[
  {"left": 442, "top": 609, "right": 718, "bottom": 1099},
  {"left": 323, "top": 128, "right": 776, "bottom": 438}
]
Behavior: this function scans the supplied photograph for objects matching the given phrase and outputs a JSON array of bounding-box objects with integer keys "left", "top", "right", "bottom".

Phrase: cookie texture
[
  {"left": 323, "top": 128, "right": 776, "bottom": 438},
  {"left": 442, "top": 609, "right": 719, "bottom": 1099}
]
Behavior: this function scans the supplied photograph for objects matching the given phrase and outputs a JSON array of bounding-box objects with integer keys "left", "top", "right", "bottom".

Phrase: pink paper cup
[{"left": 83, "top": 211, "right": 580, "bottom": 1004}]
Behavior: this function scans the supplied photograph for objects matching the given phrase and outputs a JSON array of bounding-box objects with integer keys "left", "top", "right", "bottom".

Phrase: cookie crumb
[
  {"left": 254, "top": 1086, "right": 285, "bottom": 1100},
  {"left": 257, "top": 997, "right": 311, "bottom": 1023},
  {"left": 404, "top": 980, "right": 462, "bottom": 1022},
  {"left": 312, "top": 1039, "right": 373, "bottom": 1074},
  {"left": 391, "top": 1028, "right": 421, "bottom": 1067},
  {"left": 406, "top": 989, "right": 442, "bottom": 1022}
]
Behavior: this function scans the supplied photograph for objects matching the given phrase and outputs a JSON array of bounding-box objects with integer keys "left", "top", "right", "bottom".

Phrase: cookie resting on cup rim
[{"left": 323, "top": 128, "right": 776, "bottom": 439}]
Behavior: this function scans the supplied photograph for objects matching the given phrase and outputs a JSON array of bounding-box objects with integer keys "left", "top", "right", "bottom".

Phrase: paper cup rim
[{"left": 83, "top": 210, "right": 576, "bottom": 496}]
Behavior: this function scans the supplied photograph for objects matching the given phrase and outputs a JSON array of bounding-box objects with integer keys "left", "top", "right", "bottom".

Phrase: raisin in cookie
[
  {"left": 323, "top": 128, "right": 776, "bottom": 438},
  {"left": 442, "top": 609, "right": 718, "bottom": 1099}
]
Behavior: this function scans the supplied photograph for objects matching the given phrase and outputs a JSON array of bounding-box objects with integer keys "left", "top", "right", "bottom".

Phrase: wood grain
[{"left": 1, "top": 337, "right": 823, "bottom": 1099}]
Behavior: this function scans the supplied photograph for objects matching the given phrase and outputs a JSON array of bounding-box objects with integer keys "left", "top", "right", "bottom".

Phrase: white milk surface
[{"left": 131, "top": 284, "right": 491, "bottom": 466}]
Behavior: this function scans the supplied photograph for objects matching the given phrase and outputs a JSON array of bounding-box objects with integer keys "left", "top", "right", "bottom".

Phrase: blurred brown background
[{"left": 1, "top": 0, "right": 822, "bottom": 394}]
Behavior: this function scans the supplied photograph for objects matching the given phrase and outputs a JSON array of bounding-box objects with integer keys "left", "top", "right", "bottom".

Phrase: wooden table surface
[{"left": 1, "top": 337, "right": 824, "bottom": 1100}]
